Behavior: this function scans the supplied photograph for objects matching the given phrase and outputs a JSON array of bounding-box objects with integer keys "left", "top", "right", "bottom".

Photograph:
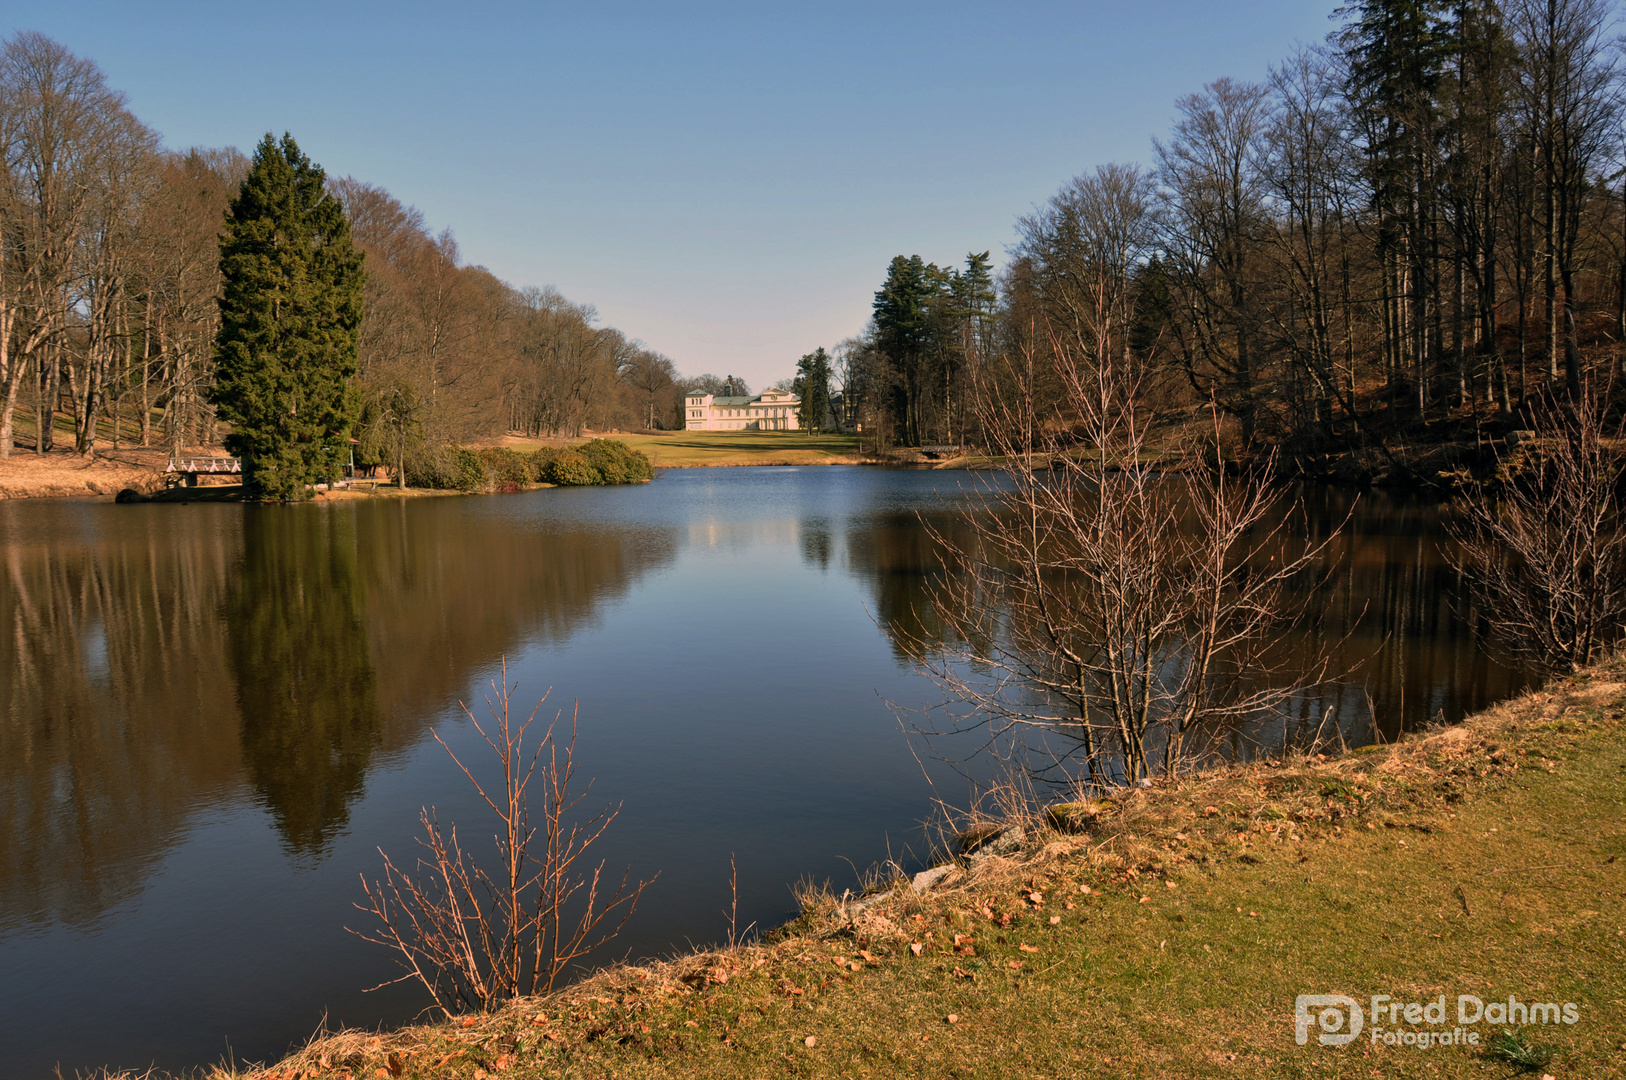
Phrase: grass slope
[
  {"left": 600, "top": 432, "right": 863, "bottom": 468},
  {"left": 243, "top": 663, "right": 1626, "bottom": 1080}
]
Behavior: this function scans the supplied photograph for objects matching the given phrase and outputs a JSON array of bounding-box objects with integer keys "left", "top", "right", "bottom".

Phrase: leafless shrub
[
  {"left": 1447, "top": 390, "right": 1626, "bottom": 673},
  {"left": 351, "top": 661, "right": 653, "bottom": 1016},
  {"left": 900, "top": 338, "right": 1342, "bottom": 790}
]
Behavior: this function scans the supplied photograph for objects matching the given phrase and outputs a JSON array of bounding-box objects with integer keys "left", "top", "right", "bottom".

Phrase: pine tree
[
  {"left": 212, "top": 133, "right": 365, "bottom": 500},
  {"left": 794, "top": 347, "right": 833, "bottom": 433}
]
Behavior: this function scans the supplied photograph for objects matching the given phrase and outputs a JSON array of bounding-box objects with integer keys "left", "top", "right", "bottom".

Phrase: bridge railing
[{"left": 165, "top": 457, "right": 242, "bottom": 487}]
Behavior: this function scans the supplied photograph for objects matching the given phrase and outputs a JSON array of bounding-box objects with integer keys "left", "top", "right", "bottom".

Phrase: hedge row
[{"left": 405, "top": 441, "right": 655, "bottom": 492}]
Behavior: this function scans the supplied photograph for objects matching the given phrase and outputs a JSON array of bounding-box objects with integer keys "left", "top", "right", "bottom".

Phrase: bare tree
[
  {"left": 70, "top": 100, "right": 157, "bottom": 454},
  {"left": 905, "top": 341, "right": 1338, "bottom": 786},
  {"left": 0, "top": 32, "right": 126, "bottom": 457},
  {"left": 1014, "top": 163, "right": 1157, "bottom": 381},
  {"left": 353, "top": 664, "right": 653, "bottom": 1016},
  {"left": 1508, "top": 0, "right": 1622, "bottom": 399},
  {"left": 1155, "top": 77, "right": 1274, "bottom": 446},
  {"left": 624, "top": 348, "right": 677, "bottom": 429},
  {"left": 1446, "top": 390, "right": 1626, "bottom": 672}
]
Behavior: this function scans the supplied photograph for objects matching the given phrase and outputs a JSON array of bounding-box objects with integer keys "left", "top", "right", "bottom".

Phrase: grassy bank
[
  {"left": 500, "top": 431, "right": 866, "bottom": 468},
  {"left": 222, "top": 660, "right": 1626, "bottom": 1080}
]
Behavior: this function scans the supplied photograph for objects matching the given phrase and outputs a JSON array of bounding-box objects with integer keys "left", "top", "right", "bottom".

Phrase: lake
[{"left": 0, "top": 467, "right": 1527, "bottom": 1077}]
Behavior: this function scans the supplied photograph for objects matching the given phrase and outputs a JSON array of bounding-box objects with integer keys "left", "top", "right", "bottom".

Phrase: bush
[
  {"left": 529, "top": 446, "right": 560, "bottom": 478},
  {"left": 404, "top": 446, "right": 463, "bottom": 490},
  {"left": 543, "top": 449, "right": 602, "bottom": 487},
  {"left": 406, "top": 441, "right": 652, "bottom": 490},
  {"left": 451, "top": 448, "right": 488, "bottom": 492},
  {"left": 478, "top": 447, "right": 537, "bottom": 487},
  {"left": 576, "top": 439, "right": 654, "bottom": 485}
]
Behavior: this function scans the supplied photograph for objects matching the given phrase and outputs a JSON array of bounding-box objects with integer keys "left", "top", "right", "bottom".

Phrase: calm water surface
[{"left": 0, "top": 467, "right": 1527, "bottom": 1077}]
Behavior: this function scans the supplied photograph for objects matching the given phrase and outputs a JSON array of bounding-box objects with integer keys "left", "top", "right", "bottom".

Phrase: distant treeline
[
  {"left": 837, "top": 0, "right": 1626, "bottom": 455},
  {"left": 0, "top": 32, "right": 715, "bottom": 469}
]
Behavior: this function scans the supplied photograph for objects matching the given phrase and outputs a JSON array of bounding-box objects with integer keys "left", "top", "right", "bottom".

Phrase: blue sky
[{"left": 5, "top": 1, "right": 1342, "bottom": 387}]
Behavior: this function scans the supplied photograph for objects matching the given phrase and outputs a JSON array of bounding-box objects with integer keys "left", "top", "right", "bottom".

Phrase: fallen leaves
[
  {"left": 804, "top": 1035, "right": 817, "bottom": 1047},
  {"left": 946, "top": 1013, "right": 960, "bottom": 1024},
  {"left": 909, "top": 941, "right": 924, "bottom": 956},
  {"left": 386, "top": 1053, "right": 404, "bottom": 1078},
  {"left": 1049, "top": 915, "right": 1062, "bottom": 924},
  {"left": 951, "top": 966, "right": 974, "bottom": 979},
  {"left": 1018, "top": 943, "right": 1040, "bottom": 953}
]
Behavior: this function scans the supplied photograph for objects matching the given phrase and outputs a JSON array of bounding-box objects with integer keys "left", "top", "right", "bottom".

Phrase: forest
[
  {"left": 0, "top": 31, "right": 702, "bottom": 475},
  {"left": 839, "top": 0, "right": 1626, "bottom": 472},
  {"left": 6, "top": 0, "right": 1626, "bottom": 473}
]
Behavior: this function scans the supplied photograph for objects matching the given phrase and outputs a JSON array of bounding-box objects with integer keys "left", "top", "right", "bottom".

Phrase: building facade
[{"left": 684, "top": 387, "right": 800, "bottom": 431}]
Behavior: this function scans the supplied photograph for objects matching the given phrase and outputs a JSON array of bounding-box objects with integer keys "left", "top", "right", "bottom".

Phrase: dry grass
[{"left": 0, "top": 446, "right": 185, "bottom": 499}]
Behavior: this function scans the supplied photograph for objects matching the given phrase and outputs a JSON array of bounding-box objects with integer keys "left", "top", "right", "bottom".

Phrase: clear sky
[{"left": 3, "top": 1, "right": 1342, "bottom": 387}]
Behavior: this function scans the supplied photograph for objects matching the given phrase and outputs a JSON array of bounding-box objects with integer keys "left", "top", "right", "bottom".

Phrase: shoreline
[
  {"left": 0, "top": 428, "right": 1500, "bottom": 502},
  {"left": 159, "top": 656, "right": 1626, "bottom": 1080}
]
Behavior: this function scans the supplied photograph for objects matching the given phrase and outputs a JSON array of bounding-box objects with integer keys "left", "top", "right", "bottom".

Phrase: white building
[{"left": 684, "top": 386, "right": 800, "bottom": 431}]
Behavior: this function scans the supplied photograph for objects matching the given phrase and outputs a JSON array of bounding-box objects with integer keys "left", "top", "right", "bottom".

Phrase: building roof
[{"left": 688, "top": 392, "right": 799, "bottom": 407}]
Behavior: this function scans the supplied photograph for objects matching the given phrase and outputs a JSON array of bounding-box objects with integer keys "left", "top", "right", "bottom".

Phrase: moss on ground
[{"left": 232, "top": 661, "right": 1626, "bottom": 1080}]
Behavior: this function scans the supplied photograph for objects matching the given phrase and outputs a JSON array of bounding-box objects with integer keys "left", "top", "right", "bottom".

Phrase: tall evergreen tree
[
  {"left": 794, "top": 347, "right": 833, "bottom": 433},
  {"left": 1341, "top": 0, "right": 1452, "bottom": 417},
  {"left": 212, "top": 133, "right": 364, "bottom": 500}
]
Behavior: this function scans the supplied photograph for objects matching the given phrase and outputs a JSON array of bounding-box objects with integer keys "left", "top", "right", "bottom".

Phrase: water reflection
[
  {"left": 0, "top": 470, "right": 1547, "bottom": 1077},
  {"left": 0, "top": 511, "right": 243, "bottom": 930},
  {"left": 839, "top": 483, "right": 1532, "bottom": 746},
  {"left": 230, "top": 509, "right": 381, "bottom": 855},
  {"left": 0, "top": 498, "right": 676, "bottom": 930}
]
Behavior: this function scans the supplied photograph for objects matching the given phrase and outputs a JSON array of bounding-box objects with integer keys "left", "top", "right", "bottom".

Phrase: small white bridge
[{"left": 165, "top": 457, "right": 242, "bottom": 487}]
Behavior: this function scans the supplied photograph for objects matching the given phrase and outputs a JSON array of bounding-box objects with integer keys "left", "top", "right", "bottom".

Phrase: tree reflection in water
[
  {"left": 0, "top": 497, "right": 677, "bottom": 928},
  {"left": 840, "top": 483, "right": 1535, "bottom": 763},
  {"left": 229, "top": 508, "right": 381, "bottom": 856}
]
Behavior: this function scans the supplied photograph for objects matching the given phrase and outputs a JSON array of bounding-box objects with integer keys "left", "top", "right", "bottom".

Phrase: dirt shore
[{"left": 0, "top": 447, "right": 183, "bottom": 499}]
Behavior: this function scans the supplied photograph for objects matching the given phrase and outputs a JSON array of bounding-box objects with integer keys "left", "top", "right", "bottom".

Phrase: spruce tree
[
  {"left": 212, "top": 133, "right": 364, "bottom": 500},
  {"left": 794, "top": 347, "right": 833, "bottom": 433}
]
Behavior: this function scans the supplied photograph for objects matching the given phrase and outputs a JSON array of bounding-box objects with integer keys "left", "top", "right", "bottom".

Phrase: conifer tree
[
  {"left": 794, "top": 347, "right": 833, "bottom": 433},
  {"left": 212, "top": 133, "right": 364, "bottom": 500}
]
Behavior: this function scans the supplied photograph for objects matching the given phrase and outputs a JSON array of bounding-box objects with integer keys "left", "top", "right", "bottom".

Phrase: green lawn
[{"left": 600, "top": 431, "right": 863, "bottom": 468}]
